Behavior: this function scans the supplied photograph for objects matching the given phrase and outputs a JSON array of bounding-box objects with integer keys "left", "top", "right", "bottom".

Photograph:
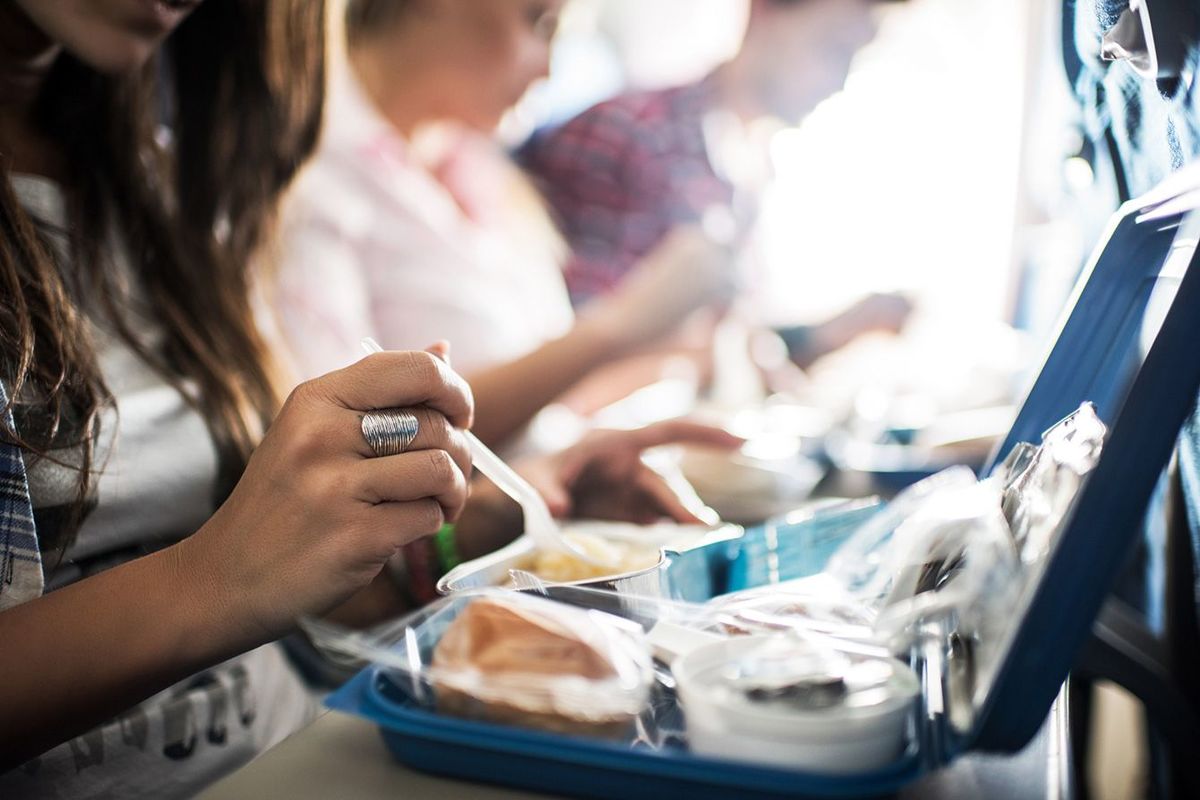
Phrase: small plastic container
[{"left": 674, "top": 635, "right": 919, "bottom": 773}]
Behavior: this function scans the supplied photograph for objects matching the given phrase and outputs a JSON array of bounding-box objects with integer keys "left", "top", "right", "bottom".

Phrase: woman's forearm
[
  {"left": 466, "top": 318, "right": 621, "bottom": 448},
  {"left": 0, "top": 541, "right": 264, "bottom": 770}
]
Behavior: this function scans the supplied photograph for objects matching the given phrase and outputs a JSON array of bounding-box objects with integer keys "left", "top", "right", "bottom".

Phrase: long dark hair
[{"left": 0, "top": 0, "right": 326, "bottom": 559}]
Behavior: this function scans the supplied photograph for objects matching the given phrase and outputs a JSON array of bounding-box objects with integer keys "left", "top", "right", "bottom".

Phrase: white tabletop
[{"left": 198, "top": 709, "right": 569, "bottom": 800}]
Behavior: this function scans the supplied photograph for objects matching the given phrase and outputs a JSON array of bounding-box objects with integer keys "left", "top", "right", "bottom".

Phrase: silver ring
[{"left": 360, "top": 408, "right": 420, "bottom": 457}]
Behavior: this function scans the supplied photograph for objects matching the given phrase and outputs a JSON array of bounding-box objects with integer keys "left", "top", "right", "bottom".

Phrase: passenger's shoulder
[
  {"left": 574, "top": 85, "right": 682, "bottom": 130},
  {"left": 282, "top": 153, "right": 379, "bottom": 238},
  {"left": 526, "top": 86, "right": 677, "bottom": 164}
]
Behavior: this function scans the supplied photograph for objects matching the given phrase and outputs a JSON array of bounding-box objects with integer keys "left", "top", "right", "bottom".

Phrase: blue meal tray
[
  {"left": 328, "top": 199, "right": 1200, "bottom": 796},
  {"left": 329, "top": 666, "right": 922, "bottom": 800}
]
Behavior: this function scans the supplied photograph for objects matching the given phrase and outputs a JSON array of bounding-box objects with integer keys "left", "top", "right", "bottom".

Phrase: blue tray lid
[{"left": 968, "top": 201, "right": 1200, "bottom": 751}]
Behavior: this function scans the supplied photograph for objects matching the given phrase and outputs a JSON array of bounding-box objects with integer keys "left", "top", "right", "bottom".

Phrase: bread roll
[{"left": 431, "top": 597, "right": 644, "bottom": 738}]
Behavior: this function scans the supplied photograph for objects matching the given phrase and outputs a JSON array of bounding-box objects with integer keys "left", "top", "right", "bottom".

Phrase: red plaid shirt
[{"left": 520, "top": 75, "right": 734, "bottom": 305}]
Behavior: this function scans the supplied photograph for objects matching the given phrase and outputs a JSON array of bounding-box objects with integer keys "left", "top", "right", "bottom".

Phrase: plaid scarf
[{"left": 0, "top": 380, "right": 42, "bottom": 609}]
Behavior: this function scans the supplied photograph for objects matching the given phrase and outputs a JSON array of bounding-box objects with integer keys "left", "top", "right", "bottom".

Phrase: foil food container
[{"left": 437, "top": 521, "right": 745, "bottom": 603}]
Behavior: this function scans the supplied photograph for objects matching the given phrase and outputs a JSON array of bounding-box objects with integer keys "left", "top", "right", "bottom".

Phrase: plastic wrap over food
[
  {"left": 303, "top": 590, "right": 654, "bottom": 739},
  {"left": 509, "top": 576, "right": 919, "bottom": 771},
  {"left": 815, "top": 404, "right": 1105, "bottom": 654},
  {"left": 822, "top": 467, "right": 980, "bottom": 603},
  {"left": 510, "top": 575, "right": 893, "bottom": 664},
  {"left": 999, "top": 402, "right": 1106, "bottom": 566},
  {"left": 702, "top": 574, "right": 881, "bottom": 651},
  {"left": 867, "top": 476, "right": 1019, "bottom": 653}
]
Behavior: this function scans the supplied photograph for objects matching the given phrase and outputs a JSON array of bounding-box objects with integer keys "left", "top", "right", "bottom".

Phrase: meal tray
[{"left": 328, "top": 666, "right": 920, "bottom": 800}]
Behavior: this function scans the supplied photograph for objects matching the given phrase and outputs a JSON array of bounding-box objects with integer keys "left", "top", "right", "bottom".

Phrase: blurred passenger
[
  {"left": 521, "top": 0, "right": 913, "bottom": 369},
  {"left": 0, "top": 0, "right": 737, "bottom": 794},
  {"left": 276, "top": 0, "right": 738, "bottom": 450}
]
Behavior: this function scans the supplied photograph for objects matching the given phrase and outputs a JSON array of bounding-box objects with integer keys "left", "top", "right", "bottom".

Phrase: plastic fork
[{"left": 360, "top": 338, "right": 613, "bottom": 568}]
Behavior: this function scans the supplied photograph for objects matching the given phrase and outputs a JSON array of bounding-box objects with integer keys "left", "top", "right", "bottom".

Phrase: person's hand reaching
[{"left": 514, "top": 419, "right": 742, "bottom": 525}]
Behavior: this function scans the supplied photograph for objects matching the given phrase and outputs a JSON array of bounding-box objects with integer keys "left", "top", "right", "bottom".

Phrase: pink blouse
[{"left": 276, "top": 63, "right": 574, "bottom": 381}]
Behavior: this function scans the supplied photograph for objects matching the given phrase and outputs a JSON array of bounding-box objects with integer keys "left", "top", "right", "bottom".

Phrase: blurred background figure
[
  {"left": 274, "top": 0, "right": 1037, "bottom": 510},
  {"left": 485, "top": 0, "right": 1041, "bottom": 511},
  {"left": 275, "top": 0, "right": 738, "bottom": 451},
  {"left": 520, "top": 0, "right": 913, "bottom": 370}
]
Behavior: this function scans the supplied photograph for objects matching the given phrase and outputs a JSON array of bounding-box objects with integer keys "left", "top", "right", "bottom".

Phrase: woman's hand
[
  {"left": 180, "top": 350, "right": 473, "bottom": 643},
  {"left": 515, "top": 420, "right": 742, "bottom": 525}
]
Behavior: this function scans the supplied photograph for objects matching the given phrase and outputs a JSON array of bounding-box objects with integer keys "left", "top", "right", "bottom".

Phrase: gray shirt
[{"left": 1, "top": 175, "right": 321, "bottom": 799}]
